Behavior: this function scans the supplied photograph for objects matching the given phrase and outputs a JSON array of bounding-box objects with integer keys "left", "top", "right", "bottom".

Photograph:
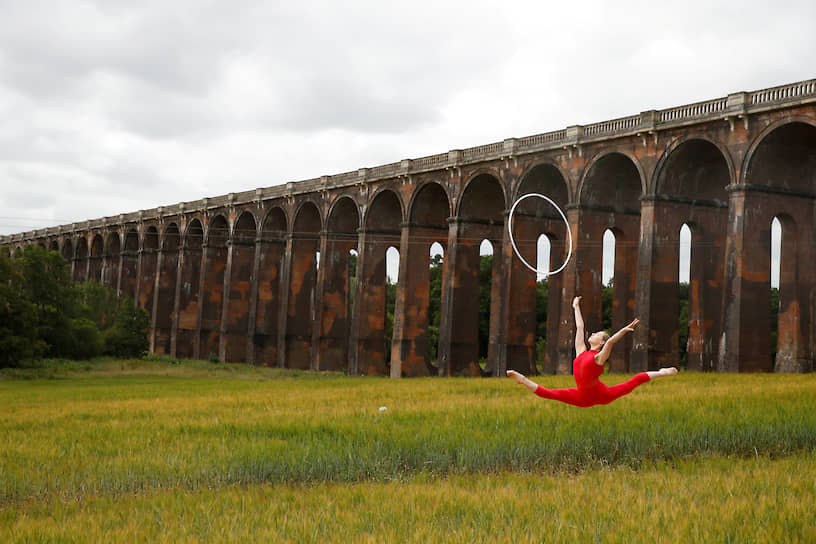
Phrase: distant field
[{"left": 1, "top": 358, "right": 815, "bottom": 542}]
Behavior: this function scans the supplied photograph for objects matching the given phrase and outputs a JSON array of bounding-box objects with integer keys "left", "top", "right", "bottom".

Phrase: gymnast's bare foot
[
  {"left": 647, "top": 367, "right": 678, "bottom": 379},
  {"left": 507, "top": 370, "right": 539, "bottom": 392}
]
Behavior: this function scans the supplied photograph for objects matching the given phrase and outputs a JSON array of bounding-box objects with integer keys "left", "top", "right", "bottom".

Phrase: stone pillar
[
  {"left": 173, "top": 243, "right": 202, "bottom": 360},
  {"left": 574, "top": 210, "right": 605, "bottom": 341},
  {"left": 88, "top": 254, "right": 103, "bottom": 283},
  {"left": 555, "top": 207, "right": 581, "bottom": 375},
  {"left": 219, "top": 239, "right": 256, "bottom": 363},
  {"left": 348, "top": 228, "right": 390, "bottom": 376},
  {"left": 437, "top": 218, "right": 488, "bottom": 377},
  {"left": 313, "top": 231, "right": 356, "bottom": 372},
  {"left": 153, "top": 241, "right": 180, "bottom": 355},
  {"left": 252, "top": 238, "right": 284, "bottom": 366},
  {"left": 390, "top": 224, "right": 445, "bottom": 377},
  {"left": 120, "top": 248, "right": 139, "bottom": 301},
  {"left": 280, "top": 233, "right": 318, "bottom": 370},
  {"left": 608, "top": 217, "right": 640, "bottom": 372},
  {"left": 775, "top": 210, "right": 815, "bottom": 373},
  {"left": 631, "top": 199, "right": 682, "bottom": 371},
  {"left": 137, "top": 248, "right": 158, "bottom": 322},
  {"left": 685, "top": 207, "right": 727, "bottom": 372},
  {"left": 719, "top": 189, "right": 773, "bottom": 372},
  {"left": 496, "top": 211, "right": 538, "bottom": 376},
  {"left": 196, "top": 241, "right": 228, "bottom": 361}
]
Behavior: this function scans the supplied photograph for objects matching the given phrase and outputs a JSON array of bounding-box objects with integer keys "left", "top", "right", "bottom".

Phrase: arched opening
[
  {"left": 535, "top": 234, "right": 551, "bottom": 371},
  {"left": 678, "top": 224, "right": 692, "bottom": 368},
  {"left": 601, "top": 229, "right": 615, "bottom": 334},
  {"left": 770, "top": 215, "right": 800, "bottom": 372},
  {"left": 385, "top": 246, "right": 400, "bottom": 364},
  {"left": 348, "top": 248, "right": 358, "bottom": 324},
  {"left": 478, "top": 239, "right": 494, "bottom": 368},
  {"left": 428, "top": 242, "right": 445, "bottom": 366},
  {"left": 770, "top": 217, "right": 781, "bottom": 364}
]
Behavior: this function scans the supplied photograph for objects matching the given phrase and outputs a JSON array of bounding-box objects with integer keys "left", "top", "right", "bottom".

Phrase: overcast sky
[{"left": 0, "top": 0, "right": 811, "bottom": 286}]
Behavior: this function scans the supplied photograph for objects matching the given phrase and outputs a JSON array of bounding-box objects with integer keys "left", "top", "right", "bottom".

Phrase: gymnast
[{"left": 507, "top": 296, "right": 677, "bottom": 406}]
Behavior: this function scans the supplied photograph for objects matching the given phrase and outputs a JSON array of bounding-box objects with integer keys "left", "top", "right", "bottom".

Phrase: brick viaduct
[{"left": 3, "top": 79, "right": 815, "bottom": 375}]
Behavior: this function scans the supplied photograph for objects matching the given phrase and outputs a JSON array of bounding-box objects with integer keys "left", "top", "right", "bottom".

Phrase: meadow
[{"left": 1, "top": 358, "right": 815, "bottom": 542}]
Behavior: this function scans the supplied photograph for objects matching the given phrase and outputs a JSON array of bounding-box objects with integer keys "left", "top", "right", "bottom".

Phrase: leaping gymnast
[{"left": 507, "top": 296, "right": 677, "bottom": 407}]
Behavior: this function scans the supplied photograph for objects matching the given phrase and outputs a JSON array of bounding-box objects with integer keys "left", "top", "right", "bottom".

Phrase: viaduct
[{"left": 2, "top": 79, "right": 815, "bottom": 376}]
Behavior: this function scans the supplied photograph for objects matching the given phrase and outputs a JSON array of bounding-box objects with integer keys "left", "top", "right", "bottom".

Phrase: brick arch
[
  {"left": 162, "top": 223, "right": 181, "bottom": 251},
  {"left": 654, "top": 137, "right": 731, "bottom": 202},
  {"left": 457, "top": 173, "right": 505, "bottom": 221},
  {"left": 262, "top": 207, "right": 287, "bottom": 239},
  {"left": 89, "top": 234, "right": 105, "bottom": 282},
  {"left": 327, "top": 195, "right": 360, "bottom": 236},
  {"left": 183, "top": 219, "right": 204, "bottom": 248},
  {"left": 365, "top": 189, "right": 404, "bottom": 231},
  {"left": 206, "top": 215, "right": 229, "bottom": 247},
  {"left": 91, "top": 234, "right": 104, "bottom": 256},
  {"left": 579, "top": 151, "right": 643, "bottom": 213},
  {"left": 143, "top": 226, "right": 159, "bottom": 251},
  {"left": 233, "top": 211, "right": 258, "bottom": 244},
  {"left": 409, "top": 182, "right": 450, "bottom": 226},
  {"left": 49, "top": 239, "right": 59, "bottom": 252},
  {"left": 106, "top": 232, "right": 121, "bottom": 255},
  {"left": 124, "top": 228, "right": 139, "bottom": 252},
  {"left": 292, "top": 201, "right": 322, "bottom": 236},
  {"left": 61, "top": 239, "right": 73, "bottom": 261},
  {"left": 743, "top": 120, "right": 816, "bottom": 193}
]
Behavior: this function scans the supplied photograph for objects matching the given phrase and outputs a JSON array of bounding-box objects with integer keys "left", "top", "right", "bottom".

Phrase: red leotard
[{"left": 534, "top": 350, "right": 650, "bottom": 407}]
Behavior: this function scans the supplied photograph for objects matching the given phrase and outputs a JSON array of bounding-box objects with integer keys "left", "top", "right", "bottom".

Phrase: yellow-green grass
[
  {"left": 1, "top": 359, "right": 815, "bottom": 542},
  {"left": 3, "top": 454, "right": 815, "bottom": 543}
]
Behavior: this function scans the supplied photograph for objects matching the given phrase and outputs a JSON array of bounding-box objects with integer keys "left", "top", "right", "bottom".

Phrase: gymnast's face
[{"left": 588, "top": 331, "right": 609, "bottom": 348}]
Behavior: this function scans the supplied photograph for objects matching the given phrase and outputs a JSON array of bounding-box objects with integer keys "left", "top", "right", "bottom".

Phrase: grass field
[{"left": 2, "top": 358, "right": 815, "bottom": 542}]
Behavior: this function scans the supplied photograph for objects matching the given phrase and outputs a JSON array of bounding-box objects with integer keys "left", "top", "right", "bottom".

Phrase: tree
[
  {"left": 427, "top": 253, "right": 444, "bottom": 362},
  {"left": 0, "top": 245, "right": 150, "bottom": 367},
  {"left": 0, "top": 248, "right": 46, "bottom": 366}
]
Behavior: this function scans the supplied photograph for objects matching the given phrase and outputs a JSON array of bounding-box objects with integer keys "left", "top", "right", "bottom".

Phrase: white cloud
[{"left": 1, "top": 0, "right": 815, "bottom": 237}]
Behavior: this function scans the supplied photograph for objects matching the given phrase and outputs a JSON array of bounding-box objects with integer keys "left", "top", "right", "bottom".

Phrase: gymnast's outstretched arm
[
  {"left": 573, "top": 296, "right": 586, "bottom": 356},
  {"left": 595, "top": 318, "right": 639, "bottom": 366}
]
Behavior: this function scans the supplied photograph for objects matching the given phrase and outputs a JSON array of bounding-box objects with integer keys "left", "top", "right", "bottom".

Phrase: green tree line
[{"left": 0, "top": 246, "right": 149, "bottom": 367}]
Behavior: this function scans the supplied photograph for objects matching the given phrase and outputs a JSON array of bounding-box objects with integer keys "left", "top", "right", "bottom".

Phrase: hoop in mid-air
[{"left": 507, "top": 193, "right": 573, "bottom": 277}]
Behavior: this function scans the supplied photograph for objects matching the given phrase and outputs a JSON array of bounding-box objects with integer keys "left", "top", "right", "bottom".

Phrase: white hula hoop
[{"left": 507, "top": 193, "right": 573, "bottom": 277}]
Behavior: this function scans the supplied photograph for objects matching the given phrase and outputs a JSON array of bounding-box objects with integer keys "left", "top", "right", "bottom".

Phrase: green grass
[{"left": 1, "top": 358, "right": 815, "bottom": 542}]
